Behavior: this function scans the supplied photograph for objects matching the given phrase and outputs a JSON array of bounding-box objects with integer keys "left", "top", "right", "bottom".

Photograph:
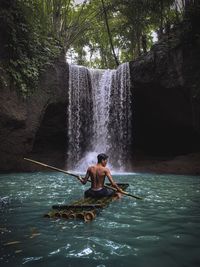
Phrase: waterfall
[{"left": 67, "top": 63, "right": 132, "bottom": 171}]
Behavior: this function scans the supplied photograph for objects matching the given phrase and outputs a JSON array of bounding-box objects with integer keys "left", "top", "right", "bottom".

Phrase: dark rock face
[
  {"left": 30, "top": 103, "right": 68, "bottom": 169},
  {"left": 130, "top": 32, "right": 200, "bottom": 159},
  {"left": 1, "top": 26, "right": 200, "bottom": 172},
  {"left": 0, "top": 56, "right": 69, "bottom": 171}
]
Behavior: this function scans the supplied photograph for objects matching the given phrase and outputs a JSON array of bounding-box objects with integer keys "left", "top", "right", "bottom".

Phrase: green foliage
[
  {"left": 0, "top": 0, "right": 194, "bottom": 94},
  {"left": 0, "top": 0, "right": 62, "bottom": 96},
  {"left": 68, "top": 0, "right": 185, "bottom": 68}
]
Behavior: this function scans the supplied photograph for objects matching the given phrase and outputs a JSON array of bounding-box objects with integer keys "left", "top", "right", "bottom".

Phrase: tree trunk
[
  {"left": 53, "top": 0, "right": 62, "bottom": 38},
  {"left": 101, "top": 0, "right": 120, "bottom": 67},
  {"left": 160, "top": 0, "right": 164, "bottom": 36}
]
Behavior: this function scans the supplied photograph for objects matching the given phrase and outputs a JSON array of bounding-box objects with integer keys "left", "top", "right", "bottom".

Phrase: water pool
[{"left": 0, "top": 172, "right": 200, "bottom": 267}]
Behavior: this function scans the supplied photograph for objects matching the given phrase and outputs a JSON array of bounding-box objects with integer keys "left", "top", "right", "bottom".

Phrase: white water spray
[{"left": 67, "top": 63, "right": 132, "bottom": 171}]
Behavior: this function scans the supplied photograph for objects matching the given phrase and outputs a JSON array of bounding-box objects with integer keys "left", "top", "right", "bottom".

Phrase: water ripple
[
  {"left": 22, "top": 256, "right": 43, "bottom": 264},
  {"left": 0, "top": 172, "right": 200, "bottom": 267}
]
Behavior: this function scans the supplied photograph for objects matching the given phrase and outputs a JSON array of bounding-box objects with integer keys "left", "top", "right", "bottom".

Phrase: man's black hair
[{"left": 97, "top": 153, "right": 108, "bottom": 163}]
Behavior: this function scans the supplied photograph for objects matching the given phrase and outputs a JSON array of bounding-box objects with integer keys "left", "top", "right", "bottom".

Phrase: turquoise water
[{"left": 0, "top": 172, "right": 200, "bottom": 267}]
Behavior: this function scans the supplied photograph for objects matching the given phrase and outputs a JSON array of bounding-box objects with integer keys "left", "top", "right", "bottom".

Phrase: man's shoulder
[
  {"left": 88, "top": 165, "right": 96, "bottom": 171},
  {"left": 103, "top": 166, "right": 110, "bottom": 173}
]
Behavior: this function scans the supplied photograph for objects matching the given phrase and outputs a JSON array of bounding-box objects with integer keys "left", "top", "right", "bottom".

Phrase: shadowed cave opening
[
  {"left": 132, "top": 82, "right": 200, "bottom": 159},
  {"left": 31, "top": 103, "right": 68, "bottom": 168}
]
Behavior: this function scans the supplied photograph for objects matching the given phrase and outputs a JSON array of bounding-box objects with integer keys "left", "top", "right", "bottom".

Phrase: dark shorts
[{"left": 84, "top": 188, "right": 115, "bottom": 198}]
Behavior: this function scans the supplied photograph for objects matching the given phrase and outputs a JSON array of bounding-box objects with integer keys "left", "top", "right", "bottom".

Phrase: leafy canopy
[{"left": 0, "top": 0, "right": 187, "bottom": 94}]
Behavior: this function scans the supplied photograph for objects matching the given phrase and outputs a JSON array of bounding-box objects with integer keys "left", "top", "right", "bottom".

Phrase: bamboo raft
[{"left": 44, "top": 183, "right": 129, "bottom": 222}]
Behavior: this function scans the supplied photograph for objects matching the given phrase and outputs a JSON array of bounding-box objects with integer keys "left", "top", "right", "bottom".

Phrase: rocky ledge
[{"left": 132, "top": 152, "right": 200, "bottom": 175}]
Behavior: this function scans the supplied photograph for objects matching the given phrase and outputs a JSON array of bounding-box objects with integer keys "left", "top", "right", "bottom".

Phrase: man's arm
[
  {"left": 105, "top": 168, "right": 124, "bottom": 193},
  {"left": 80, "top": 168, "right": 90, "bottom": 185}
]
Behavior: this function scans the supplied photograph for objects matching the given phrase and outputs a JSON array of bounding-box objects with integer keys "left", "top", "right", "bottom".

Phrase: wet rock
[
  {"left": 0, "top": 55, "right": 68, "bottom": 171},
  {"left": 130, "top": 29, "right": 200, "bottom": 159},
  {"left": 0, "top": 24, "right": 200, "bottom": 172}
]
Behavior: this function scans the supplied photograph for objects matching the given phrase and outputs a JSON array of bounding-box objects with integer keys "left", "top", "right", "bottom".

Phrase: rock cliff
[
  {"left": 0, "top": 23, "right": 200, "bottom": 173},
  {"left": 130, "top": 25, "right": 200, "bottom": 161},
  {"left": 0, "top": 56, "right": 69, "bottom": 171}
]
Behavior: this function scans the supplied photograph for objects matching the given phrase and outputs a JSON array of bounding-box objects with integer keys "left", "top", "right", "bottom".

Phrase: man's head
[{"left": 97, "top": 153, "right": 108, "bottom": 166}]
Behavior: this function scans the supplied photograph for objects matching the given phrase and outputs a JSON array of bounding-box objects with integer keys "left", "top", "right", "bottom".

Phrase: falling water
[{"left": 67, "top": 63, "right": 132, "bottom": 171}]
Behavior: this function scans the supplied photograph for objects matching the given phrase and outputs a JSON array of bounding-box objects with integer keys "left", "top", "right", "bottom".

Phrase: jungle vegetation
[{"left": 0, "top": 0, "right": 197, "bottom": 95}]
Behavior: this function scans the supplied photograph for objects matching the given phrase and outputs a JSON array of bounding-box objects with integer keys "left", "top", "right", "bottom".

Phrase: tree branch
[{"left": 101, "top": 0, "right": 120, "bottom": 66}]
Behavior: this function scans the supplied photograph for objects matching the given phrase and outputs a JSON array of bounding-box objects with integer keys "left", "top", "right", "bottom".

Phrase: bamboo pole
[
  {"left": 24, "top": 158, "right": 82, "bottom": 180},
  {"left": 24, "top": 158, "right": 143, "bottom": 200}
]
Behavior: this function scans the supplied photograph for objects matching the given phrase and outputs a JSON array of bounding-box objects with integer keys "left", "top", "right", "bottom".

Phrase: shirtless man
[{"left": 80, "top": 153, "right": 124, "bottom": 198}]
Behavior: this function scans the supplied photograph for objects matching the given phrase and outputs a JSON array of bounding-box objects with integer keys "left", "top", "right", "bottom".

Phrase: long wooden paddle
[{"left": 24, "top": 158, "right": 142, "bottom": 200}]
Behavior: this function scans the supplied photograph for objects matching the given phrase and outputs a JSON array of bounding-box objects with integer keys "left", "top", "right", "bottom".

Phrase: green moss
[{"left": 0, "top": 0, "right": 62, "bottom": 97}]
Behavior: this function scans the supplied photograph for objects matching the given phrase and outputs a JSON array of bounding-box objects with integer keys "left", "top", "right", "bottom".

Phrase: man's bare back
[
  {"left": 86, "top": 164, "right": 110, "bottom": 190},
  {"left": 81, "top": 153, "right": 123, "bottom": 198}
]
